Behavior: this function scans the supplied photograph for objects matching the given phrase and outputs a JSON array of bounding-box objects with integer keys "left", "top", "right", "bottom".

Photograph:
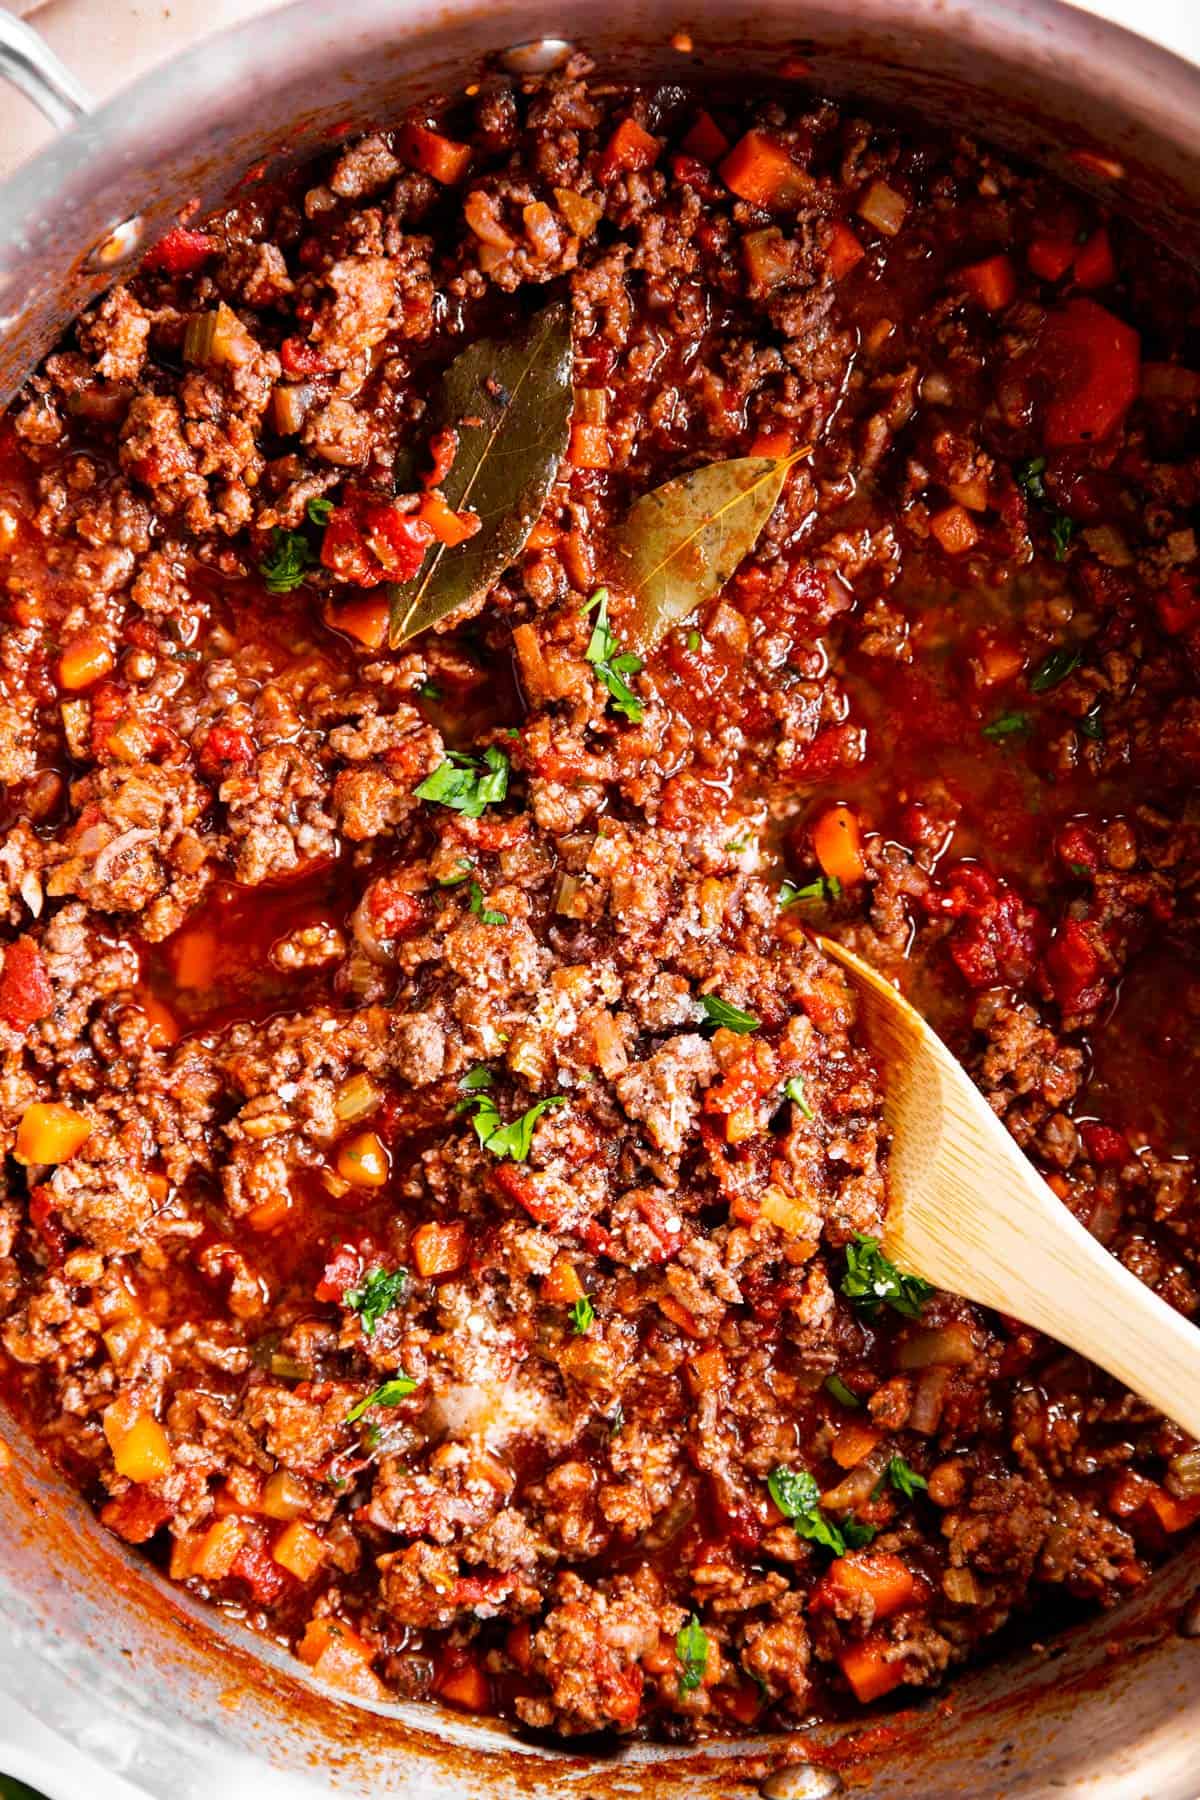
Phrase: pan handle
[{"left": 0, "top": 9, "right": 92, "bottom": 130}]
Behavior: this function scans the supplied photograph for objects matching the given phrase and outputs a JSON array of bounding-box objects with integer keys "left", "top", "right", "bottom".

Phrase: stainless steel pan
[{"left": 0, "top": 2, "right": 1197, "bottom": 1793}]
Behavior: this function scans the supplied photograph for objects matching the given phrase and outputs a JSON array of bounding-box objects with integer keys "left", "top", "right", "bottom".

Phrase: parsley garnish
[
  {"left": 306, "top": 496, "right": 334, "bottom": 528},
  {"left": 569, "top": 1294, "right": 595, "bottom": 1335},
  {"left": 784, "top": 1075, "right": 814, "bottom": 1119},
  {"left": 437, "top": 859, "right": 474, "bottom": 887},
  {"left": 842, "top": 1234, "right": 933, "bottom": 1320},
  {"left": 700, "top": 992, "right": 760, "bottom": 1033},
  {"left": 459, "top": 1064, "right": 494, "bottom": 1093},
  {"left": 583, "top": 588, "right": 645, "bottom": 724},
  {"left": 824, "top": 1373, "right": 860, "bottom": 1408},
  {"left": 1014, "top": 456, "right": 1048, "bottom": 505},
  {"left": 1030, "top": 647, "right": 1081, "bottom": 693},
  {"left": 687, "top": 629, "right": 701, "bottom": 652},
  {"left": 459, "top": 1091, "right": 565, "bottom": 1162},
  {"left": 418, "top": 679, "right": 442, "bottom": 701},
  {"left": 344, "top": 1374, "right": 417, "bottom": 1424},
  {"left": 886, "top": 1454, "right": 928, "bottom": 1499},
  {"left": 768, "top": 1465, "right": 847, "bottom": 1555},
  {"left": 780, "top": 873, "right": 841, "bottom": 908},
  {"left": 344, "top": 1266, "right": 408, "bottom": 1337},
  {"left": 840, "top": 1517, "right": 878, "bottom": 1548},
  {"left": 414, "top": 745, "right": 509, "bottom": 818},
  {"left": 1050, "top": 514, "right": 1075, "bottom": 561},
  {"left": 1079, "top": 701, "right": 1104, "bottom": 741},
  {"left": 675, "top": 1614, "right": 709, "bottom": 1694},
  {"left": 982, "top": 710, "right": 1030, "bottom": 742},
  {"left": 608, "top": 1401, "right": 625, "bottom": 1437},
  {"left": 468, "top": 880, "right": 507, "bottom": 926},
  {"left": 259, "top": 526, "right": 313, "bottom": 593}
]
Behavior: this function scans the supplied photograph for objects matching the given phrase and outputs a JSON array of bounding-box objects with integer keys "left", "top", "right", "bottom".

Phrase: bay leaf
[
  {"left": 615, "top": 449, "right": 809, "bottom": 650},
  {"left": 388, "top": 298, "right": 573, "bottom": 646}
]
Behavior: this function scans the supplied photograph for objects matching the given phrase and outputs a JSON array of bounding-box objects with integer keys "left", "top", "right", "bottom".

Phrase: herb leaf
[
  {"left": 784, "top": 1075, "right": 814, "bottom": 1120},
  {"left": 616, "top": 449, "right": 809, "bottom": 650},
  {"left": 344, "top": 1266, "right": 408, "bottom": 1337},
  {"left": 388, "top": 300, "right": 573, "bottom": 646},
  {"left": 306, "top": 496, "right": 334, "bottom": 528},
  {"left": 344, "top": 1374, "right": 417, "bottom": 1424},
  {"left": 982, "top": 710, "right": 1029, "bottom": 742},
  {"left": 414, "top": 746, "right": 509, "bottom": 818},
  {"left": 1050, "top": 514, "right": 1075, "bottom": 561},
  {"left": 675, "top": 1614, "right": 709, "bottom": 1694},
  {"left": 1015, "top": 456, "right": 1048, "bottom": 505},
  {"left": 1030, "top": 647, "right": 1081, "bottom": 693},
  {"left": 1079, "top": 701, "right": 1104, "bottom": 741},
  {"left": 583, "top": 588, "right": 645, "bottom": 723},
  {"left": 824, "top": 1373, "right": 859, "bottom": 1408},
  {"left": 780, "top": 874, "right": 841, "bottom": 908},
  {"left": 460, "top": 1064, "right": 494, "bottom": 1093},
  {"left": 699, "top": 992, "right": 760, "bottom": 1033},
  {"left": 886, "top": 1455, "right": 928, "bottom": 1499},
  {"left": 260, "top": 526, "right": 313, "bottom": 593},
  {"left": 461, "top": 1091, "right": 565, "bottom": 1162},
  {"left": 569, "top": 1294, "right": 595, "bottom": 1335},
  {"left": 468, "top": 880, "right": 507, "bottom": 926},
  {"left": 768, "top": 1465, "right": 846, "bottom": 1555},
  {"left": 842, "top": 1234, "right": 933, "bottom": 1320}
]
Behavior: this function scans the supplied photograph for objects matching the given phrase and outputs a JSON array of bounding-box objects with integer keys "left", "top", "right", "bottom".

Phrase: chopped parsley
[
  {"left": 1050, "top": 514, "right": 1075, "bottom": 561},
  {"left": 675, "top": 1614, "right": 709, "bottom": 1694},
  {"left": 842, "top": 1234, "right": 933, "bottom": 1320},
  {"left": 437, "top": 858, "right": 474, "bottom": 887},
  {"left": 784, "top": 1076, "right": 814, "bottom": 1120},
  {"left": 458, "top": 1090, "right": 565, "bottom": 1162},
  {"left": 824, "top": 1373, "right": 860, "bottom": 1408},
  {"left": 840, "top": 1516, "right": 878, "bottom": 1549},
  {"left": 886, "top": 1455, "right": 929, "bottom": 1499},
  {"left": 1079, "top": 701, "right": 1105, "bottom": 741},
  {"left": 1015, "top": 456, "right": 1075, "bottom": 563},
  {"left": 780, "top": 873, "right": 841, "bottom": 908},
  {"left": 583, "top": 588, "right": 645, "bottom": 724},
  {"left": 459, "top": 1064, "right": 494, "bottom": 1093},
  {"left": 768, "top": 1465, "right": 847, "bottom": 1555},
  {"left": 414, "top": 745, "right": 509, "bottom": 818},
  {"left": 1068, "top": 861, "right": 1091, "bottom": 878},
  {"left": 344, "top": 1266, "right": 408, "bottom": 1337},
  {"left": 468, "top": 880, "right": 507, "bottom": 926},
  {"left": 569, "top": 1294, "right": 595, "bottom": 1336},
  {"left": 700, "top": 992, "right": 760, "bottom": 1034},
  {"left": 306, "top": 495, "right": 334, "bottom": 528},
  {"left": 1030, "top": 647, "right": 1081, "bottom": 693},
  {"left": 418, "top": 679, "right": 442, "bottom": 701},
  {"left": 687, "top": 629, "right": 702, "bottom": 652},
  {"left": 344, "top": 1374, "right": 417, "bottom": 1425},
  {"left": 259, "top": 526, "right": 313, "bottom": 593},
  {"left": 982, "top": 710, "right": 1030, "bottom": 742}
]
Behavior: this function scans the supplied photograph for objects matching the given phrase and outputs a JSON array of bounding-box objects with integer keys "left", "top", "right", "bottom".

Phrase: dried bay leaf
[
  {"left": 615, "top": 449, "right": 810, "bottom": 650},
  {"left": 388, "top": 299, "right": 573, "bottom": 646}
]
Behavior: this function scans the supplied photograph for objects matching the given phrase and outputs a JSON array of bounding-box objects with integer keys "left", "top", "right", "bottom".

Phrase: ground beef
[{"left": 0, "top": 63, "right": 1198, "bottom": 1746}]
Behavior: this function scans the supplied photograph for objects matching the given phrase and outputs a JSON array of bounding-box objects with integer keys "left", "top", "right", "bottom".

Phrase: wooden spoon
[{"left": 820, "top": 935, "right": 1200, "bottom": 1439}]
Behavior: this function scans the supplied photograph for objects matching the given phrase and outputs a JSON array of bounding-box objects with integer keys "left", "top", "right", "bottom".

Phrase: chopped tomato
[
  {"left": 682, "top": 111, "right": 731, "bottom": 164},
  {"left": 1027, "top": 236, "right": 1075, "bottom": 282},
  {"left": 1072, "top": 228, "right": 1116, "bottom": 291},
  {"left": 195, "top": 723, "right": 256, "bottom": 781},
  {"left": 319, "top": 488, "right": 434, "bottom": 587},
  {"left": 141, "top": 227, "right": 213, "bottom": 276},
  {"left": 279, "top": 336, "right": 330, "bottom": 379},
  {"left": 1080, "top": 1122, "right": 1128, "bottom": 1166},
  {"left": 957, "top": 253, "right": 1016, "bottom": 311},
  {"left": 0, "top": 937, "right": 52, "bottom": 1032}
]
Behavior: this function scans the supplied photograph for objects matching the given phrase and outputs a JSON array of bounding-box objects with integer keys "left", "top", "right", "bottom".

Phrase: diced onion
[
  {"left": 896, "top": 1323, "right": 975, "bottom": 1370},
  {"left": 909, "top": 1365, "right": 952, "bottom": 1434},
  {"left": 857, "top": 179, "right": 908, "bottom": 236},
  {"left": 335, "top": 1072, "right": 382, "bottom": 1123},
  {"left": 1167, "top": 1445, "right": 1200, "bottom": 1499},
  {"left": 943, "top": 1566, "right": 984, "bottom": 1605}
]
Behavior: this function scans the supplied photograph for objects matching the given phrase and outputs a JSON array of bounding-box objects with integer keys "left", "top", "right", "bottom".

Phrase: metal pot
[{"left": 0, "top": 2, "right": 1197, "bottom": 1794}]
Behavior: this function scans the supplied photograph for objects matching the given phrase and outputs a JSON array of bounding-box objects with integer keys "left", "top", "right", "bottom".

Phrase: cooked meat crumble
[{"left": 1, "top": 58, "right": 1199, "bottom": 1738}]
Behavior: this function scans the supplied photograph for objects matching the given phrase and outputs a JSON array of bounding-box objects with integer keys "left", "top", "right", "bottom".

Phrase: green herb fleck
[
  {"left": 344, "top": 1374, "right": 417, "bottom": 1425},
  {"left": 886, "top": 1455, "right": 928, "bottom": 1499},
  {"left": 259, "top": 526, "right": 313, "bottom": 594},
  {"left": 1050, "top": 514, "right": 1075, "bottom": 561},
  {"left": 1015, "top": 456, "right": 1048, "bottom": 505},
  {"left": 583, "top": 588, "right": 645, "bottom": 724},
  {"left": 982, "top": 710, "right": 1030, "bottom": 742},
  {"left": 675, "top": 1614, "right": 709, "bottom": 1694},
  {"left": 725, "top": 837, "right": 750, "bottom": 853},
  {"left": 700, "top": 992, "right": 760, "bottom": 1034},
  {"left": 768, "top": 1465, "right": 847, "bottom": 1555},
  {"left": 784, "top": 1075, "right": 814, "bottom": 1120},
  {"left": 437, "top": 858, "right": 474, "bottom": 887},
  {"left": 418, "top": 679, "right": 442, "bottom": 701},
  {"left": 780, "top": 874, "right": 840, "bottom": 909},
  {"left": 687, "top": 629, "right": 702, "bottom": 652},
  {"left": 1079, "top": 701, "right": 1104, "bottom": 741},
  {"left": 344, "top": 1266, "right": 408, "bottom": 1337},
  {"left": 569, "top": 1294, "right": 595, "bottom": 1336},
  {"left": 842, "top": 1234, "right": 933, "bottom": 1320},
  {"left": 840, "top": 1516, "right": 878, "bottom": 1549},
  {"left": 608, "top": 1401, "right": 625, "bottom": 1437},
  {"left": 414, "top": 745, "right": 509, "bottom": 818},
  {"left": 1068, "top": 861, "right": 1090, "bottom": 878},
  {"left": 306, "top": 496, "right": 334, "bottom": 528},
  {"left": 1030, "top": 647, "right": 1081, "bottom": 693},
  {"left": 459, "top": 1064, "right": 494, "bottom": 1093},
  {"left": 459, "top": 1091, "right": 565, "bottom": 1162},
  {"left": 824, "top": 1373, "right": 860, "bottom": 1408},
  {"left": 468, "top": 880, "right": 507, "bottom": 926}
]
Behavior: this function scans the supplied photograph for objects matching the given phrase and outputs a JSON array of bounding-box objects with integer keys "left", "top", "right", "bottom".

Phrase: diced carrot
[
  {"left": 173, "top": 928, "right": 216, "bottom": 990},
  {"left": 599, "top": 117, "right": 661, "bottom": 181},
  {"left": 658, "top": 1293, "right": 707, "bottom": 1339},
  {"left": 15, "top": 1100, "right": 91, "bottom": 1166},
  {"left": 138, "top": 995, "right": 178, "bottom": 1048},
  {"left": 681, "top": 110, "right": 731, "bottom": 164},
  {"left": 1146, "top": 1487, "right": 1200, "bottom": 1533},
  {"left": 418, "top": 490, "right": 480, "bottom": 546},
  {"left": 948, "top": 472, "right": 989, "bottom": 512},
  {"left": 330, "top": 596, "right": 391, "bottom": 649},
  {"left": 249, "top": 1192, "right": 293, "bottom": 1231},
  {"left": 336, "top": 1130, "right": 390, "bottom": 1189},
  {"left": 720, "top": 130, "right": 810, "bottom": 208},
  {"left": 720, "top": 1680, "right": 764, "bottom": 1725},
  {"left": 749, "top": 428, "right": 794, "bottom": 458},
  {"left": 542, "top": 1255, "right": 585, "bottom": 1304},
  {"left": 398, "top": 122, "right": 471, "bottom": 184},
  {"left": 297, "top": 1616, "right": 374, "bottom": 1667},
  {"left": 273, "top": 1520, "right": 327, "bottom": 1581},
  {"left": 436, "top": 1653, "right": 491, "bottom": 1712},
  {"left": 957, "top": 253, "right": 1016, "bottom": 312},
  {"left": 568, "top": 422, "right": 610, "bottom": 468},
  {"left": 759, "top": 1186, "right": 814, "bottom": 1242},
  {"left": 1027, "top": 236, "right": 1075, "bottom": 281},
  {"left": 688, "top": 1345, "right": 728, "bottom": 1392},
  {"left": 411, "top": 1218, "right": 469, "bottom": 1278},
  {"left": 725, "top": 1104, "right": 758, "bottom": 1144},
  {"left": 1073, "top": 227, "right": 1116, "bottom": 290},
  {"left": 827, "top": 1553, "right": 918, "bottom": 1620},
  {"left": 58, "top": 631, "right": 113, "bottom": 691},
  {"left": 812, "top": 804, "right": 866, "bottom": 887},
  {"left": 1040, "top": 298, "right": 1140, "bottom": 448},
  {"left": 831, "top": 1421, "right": 882, "bottom": 1469},
  {"left": 191, "top": 1515, "right": 246, "bottom": 1582},
  {"left": 103, "top": 1405, "right": 172, "bottom": 1482},
  {"left": 839, "top": 1636, "right": 907, "bottom": 1704},
  {"left": 929, "top": 503, "right": 979, "bottom": 555},
  {"left": 828, "top": 221, "right": 866, "bottom": 279},
  {"left": 506, "top": 1620, "right": 534, "bottom": 1672}
]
